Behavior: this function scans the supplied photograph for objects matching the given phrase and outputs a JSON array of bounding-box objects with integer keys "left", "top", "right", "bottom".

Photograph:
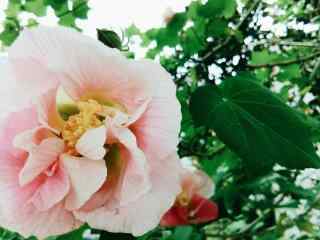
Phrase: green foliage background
[{"left": 1, "top": 0, "right": 320, "bottom": 239}]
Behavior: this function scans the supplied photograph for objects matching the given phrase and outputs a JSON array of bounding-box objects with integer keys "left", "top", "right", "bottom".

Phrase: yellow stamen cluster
[
  {"left": 176, "top": 191, "right": 190, "bottom": 207},
  {"left": 62, "top": 99, "right": 103, "bottom": 154}
]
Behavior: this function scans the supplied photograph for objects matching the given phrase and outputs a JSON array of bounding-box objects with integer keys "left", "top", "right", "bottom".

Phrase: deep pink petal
[
  {"left": 160, "top": 206, "right": 189, "bottom": 227},
  {"left": 189, "top": 194, "right": 219, "bottom": 224}
]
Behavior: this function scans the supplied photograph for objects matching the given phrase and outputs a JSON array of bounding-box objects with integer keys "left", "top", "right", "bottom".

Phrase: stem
[
  {"left": 248, "top": 51, "right": 320, "bottom": 68},
  {"left": 255, "top": 40, "right": 320, "bottom": 48},
  {"left": 309, "top": 57, "right": 320, "bottom": 81}
]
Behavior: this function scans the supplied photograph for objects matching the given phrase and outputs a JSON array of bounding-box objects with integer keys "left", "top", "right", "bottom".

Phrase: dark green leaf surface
[
  {"left": 190, "top": 76, "right": 320, "bottom": 176},
  {"left": 97, "top": 29, "right": 122, "bottom": 49}
]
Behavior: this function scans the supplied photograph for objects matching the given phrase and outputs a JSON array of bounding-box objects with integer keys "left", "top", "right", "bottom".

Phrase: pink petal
[
  {"left": 61, "top": 154, "right": 107, "bottom": 210},
  {"left": 13, "top": 127, "right": 52, "bottom": 152},
  {"left": 109, "top": 125, "right": 151, "bottom": 206},
  {"left": 130, "top": 60, "right": 181, "bottom": 161},
  {"left": 37, "top": 87, "right": 65, "bottom": 133},
  {"left": 0, "top": 148, "right": 80, "bottom": 239},
  {"left": 19, "top": 137, "right": 64, "bottom": 186},
  {"left": 7, "top": 58, "right": 61, "bottom": 106},
  {"left": 75, "top": 153, "right": 181, "bottom": 236},
  {"left": 76, "top": 126, "right": 107, "bottom": 160},
  {"left": 0, "top": 107, "right": 38, "bottom": 151},
  {"left": 181, "top": 169, "right": 215, "bottom": 199},
  {"left": 29, "top": 164, "right": 70, "bottom": 211},
  {"left": 9, "top": 26, "right": 152, "bottom": 113}
]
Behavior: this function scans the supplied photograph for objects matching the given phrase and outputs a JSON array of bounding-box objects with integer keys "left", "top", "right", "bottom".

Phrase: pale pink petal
[
  {"left": 0, "top": 107, "right": 38, "bottom": 151},
  {"left": 76, "top": 126, "right": 107, "bottom": 160},
  {"left": 75, "top": 153, "right": 181, "bottom": 236},
  {"left": 109, "top": 125, "right": 151, "bottom": 206},
  {"left": 9, "top": 26, "right": 152, "bottom": 113},
  {"left": 37, "top": 87, "right": 65, "bottom": 133},
  {"left": 181, "top": 169, "right": 215, "bottom": 200},
  {"left": 29, "top": 164, "right": 70, "bottom": 211},
  {"left": 194, "top": 170, "right": 215, "bottom": 199},
  {"left": 7, "top": 58, "right": 61, "bottom": 106},
  {"left": 13, "top": 127, "right": 52, "bottom": 152},
  {"left": 61, "top": 154, "right": 107, "bottom": 210},
  {"left": 19, "top": 137, "right": 64, "bottom": 186},
  {"left": 0, "top": 148, "right": 80, "bottom": 239},
  {"left": 125, "top": 99, "right": 150, "bottom": 126},
  {"left": 130, "top": 60, "right": 181, "bottom": 161}
]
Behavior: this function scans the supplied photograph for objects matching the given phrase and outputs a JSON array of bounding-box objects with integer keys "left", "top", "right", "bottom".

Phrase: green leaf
[
  {"left": 172, "top": 226, "right": 193, "bottom": 240},
  {"left": 190, "top": 75, "right": 320, "bottom": 176},
  {"left": 250, "top": 50, "right": 278, "bottom": 65},
  {"left": 24, "top": 0, "right": 47, "bottom": 16},
  {"left": 98, "top": 231, "right": 135, "bottom": 240},
  {"left": 97, "top": 29, "right": 122, "bottom": 49},
  {"left": 198, "top": 0, "right": 225, "bottom": 18},
  {"left": 0, "top": 18, "right": 20, "bottom": 46},
  {"left": 5, "top": 0, "right": 22, "bottom": 17},
  {"left": 58, "top": 12, "right": 76, "bottom": 27},
  {"left": 198, "top": 0, "right": 236, "bottom": 18},
  {"left": 207, "top": 19, "right": 228, "bottom": 37},
  {"left": 55, "top": 225, "right": 88, "bottom": 240},
  {"left": 72, "top": 0, "right": 90, "bottom": 19},
  {"left": 223, "top": 0, "right": 237, "bottom": 18}
]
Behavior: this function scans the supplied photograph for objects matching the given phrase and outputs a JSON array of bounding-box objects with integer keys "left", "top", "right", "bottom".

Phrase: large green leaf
[{"left": 190, "top": 75, "right": 320, "bottom": 176}]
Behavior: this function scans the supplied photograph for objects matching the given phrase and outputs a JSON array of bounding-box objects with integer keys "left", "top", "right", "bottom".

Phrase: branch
[
  {"left": 255, "top": 40, "right": 320, "bottom": 48},
  {"left": 202, "top": 0, "right": 260, "bottom": 61},
  {"left": 247, "top": 51, "right": 320, "bottom": 68},
  {"left": 309, "top": 57, "right": 320, "bottom": 81}
]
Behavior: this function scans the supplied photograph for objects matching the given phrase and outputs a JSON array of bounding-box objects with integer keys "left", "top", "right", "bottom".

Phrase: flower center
[
  {"left": 61, "top": 99, "right": 103, "bottom": 154},
  {"left": 176, "top": 191, "right": 190, "bottom": 207}
]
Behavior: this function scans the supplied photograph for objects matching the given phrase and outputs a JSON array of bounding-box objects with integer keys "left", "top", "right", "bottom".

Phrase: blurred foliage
[
  {"left": 2, "top": 0, "right": 320, "bottom": 239},
  {"left": 0, "top": 0, "right": 89, "bottom": 46}
]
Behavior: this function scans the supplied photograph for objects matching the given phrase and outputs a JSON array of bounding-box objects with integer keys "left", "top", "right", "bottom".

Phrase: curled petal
[
  {"left": 0, "top": 148, "right": 80, "bottom": 239},
  {"left": 130, "top": 59, "right": 181, "bottom": 161},
  {"left": 29, "top": 164, "right": 70, "bottom": 211},
  {"left": 109, "top": 125, "right": 151, "bottom": 206},
  {"left": 76, "top": 126, "right": 107, "bottom": 160},
  {"left": 61, "top": 154, "right": 107, "bottom": 210},
  {"left": 13, "top": 127, "right": 52, "bottom": 152},
  {"left": 75, "top": 153, "right": 181, "bottom": 236},
  {"left": 19, "top": 137, "right": 64, "bottom": 186},
  {"left": 37, "top": 88, "right": 65, "bottom": 133}
]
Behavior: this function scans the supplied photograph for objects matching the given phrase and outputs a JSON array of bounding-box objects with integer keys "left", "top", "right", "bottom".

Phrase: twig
[
  {"left": 248, "top": 51, "right": 320, "bottom": 68},
  {"left": 255, "top": 40, "right": 320, "bottom": 48},
  {"left": 309, "top": 57, "right": 320, "bottom": 81},
  {"left": 202, "top": 0, "right": 260, "bottom": 61}
]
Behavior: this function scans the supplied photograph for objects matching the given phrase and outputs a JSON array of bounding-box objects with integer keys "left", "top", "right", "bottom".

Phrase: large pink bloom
[{"left": 0, "top": 26, "right": 182, "bottom": 238}]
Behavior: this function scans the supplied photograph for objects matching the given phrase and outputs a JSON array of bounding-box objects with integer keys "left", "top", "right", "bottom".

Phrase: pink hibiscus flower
[
  {"left": 0, "top": 26, "right": 182, "bottom": 238},
  {"left": 160, "top": 168, "right": 219, "bottom": 227}
]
